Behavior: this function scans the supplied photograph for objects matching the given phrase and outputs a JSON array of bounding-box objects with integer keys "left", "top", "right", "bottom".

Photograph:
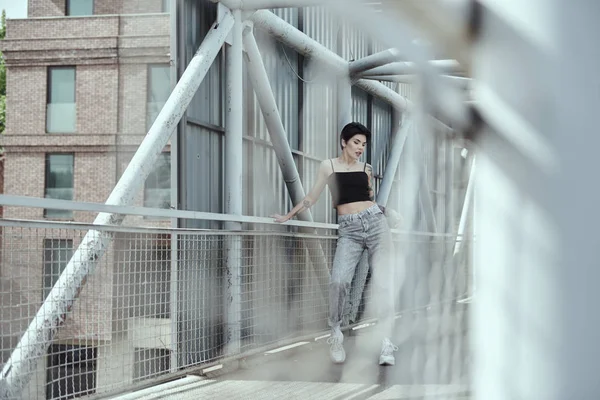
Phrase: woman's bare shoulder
[{"left": 319, "top": 159, "right": 336, "bottom": 176}]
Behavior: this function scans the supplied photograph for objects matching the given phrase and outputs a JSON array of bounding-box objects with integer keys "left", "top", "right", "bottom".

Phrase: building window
[
  {"left": 46, "top": 344, "right": 97, "bottom": 399},
  {"left": 162, "top": 0, "right": 171, "bottom": 13},
  {"left": 66, "top": 0, "right": 94, "bottom": 16},
  {"left": 44, "top": 154, "right": 74, "bottom": 219},
  {"left": 144, "top": 152, "right": 171, "bottom": 210},
  {"left": 43, "top": 239, "right": 73, "bottom": 300},
  {"left": 47, "top": 67, "right": 76, "bottom": 133},
  {"left": 147, "top": 64, "right": 171, "bottom": 130}
]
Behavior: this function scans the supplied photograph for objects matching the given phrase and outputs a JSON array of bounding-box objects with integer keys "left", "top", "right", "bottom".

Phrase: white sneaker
[
  {"left": 379, "top": 337, "right": 398, "bottom": 366},
  {"left": 327, "top": 328, "right": 346, "bottom": 364}
]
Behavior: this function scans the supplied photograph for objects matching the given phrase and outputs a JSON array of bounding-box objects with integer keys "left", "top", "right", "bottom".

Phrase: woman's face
[{"left": 342, "top": 134, "right": 368, "bottom": 161}]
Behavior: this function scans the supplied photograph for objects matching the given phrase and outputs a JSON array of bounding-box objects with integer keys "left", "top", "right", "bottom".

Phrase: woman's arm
[{"left": 272, "top": 160, "right": 330, "bottom": 223}]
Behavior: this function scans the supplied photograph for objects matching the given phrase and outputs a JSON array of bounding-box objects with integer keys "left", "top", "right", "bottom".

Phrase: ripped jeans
[{"left": 329, "top": 204, "right": 395, "bottom": 338}]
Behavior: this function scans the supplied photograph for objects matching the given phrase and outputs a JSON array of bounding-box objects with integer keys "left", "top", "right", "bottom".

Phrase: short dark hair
[{"left": 340, "top": 122, "right": 371, "bottom": 150}]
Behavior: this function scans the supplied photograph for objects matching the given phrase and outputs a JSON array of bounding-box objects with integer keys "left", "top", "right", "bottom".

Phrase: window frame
[
  {"left": 46, "top": 66, "right": 77, "bottom": 134},
  {"left": 146, "top": 64, "right": 172, "bottom": 130},
  {"left": 44, "top": 153, "right": 75, "bottom": 219}
]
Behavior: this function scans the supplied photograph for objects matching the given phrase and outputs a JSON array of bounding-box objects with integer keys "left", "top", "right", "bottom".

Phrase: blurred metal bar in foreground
[{"left": 471, "top": 1, "right": 600, "bottom": 399}]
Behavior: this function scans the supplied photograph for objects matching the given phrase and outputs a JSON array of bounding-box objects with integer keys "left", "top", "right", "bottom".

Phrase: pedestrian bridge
[{"left": 0, "top": 197, "right": 472, "bottom": 399}]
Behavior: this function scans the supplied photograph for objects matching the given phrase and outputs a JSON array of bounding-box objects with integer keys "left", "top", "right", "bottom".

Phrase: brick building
[{"left": 0, "top": 1, "right": 174, "bottom": 398}]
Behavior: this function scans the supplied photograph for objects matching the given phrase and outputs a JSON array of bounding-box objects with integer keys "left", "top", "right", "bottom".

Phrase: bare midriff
[{"left": 336, "top": 200, "right": 376, "bottom": 215}]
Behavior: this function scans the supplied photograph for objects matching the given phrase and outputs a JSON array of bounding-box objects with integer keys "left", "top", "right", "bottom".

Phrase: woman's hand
[{"left": 271, "top": 214, "right": 291, "bottom": 223}]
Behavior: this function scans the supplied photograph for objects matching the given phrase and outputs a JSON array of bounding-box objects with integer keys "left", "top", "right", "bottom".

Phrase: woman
[{"left": 273, "top": 122, "right": 397, "bottom": 365}]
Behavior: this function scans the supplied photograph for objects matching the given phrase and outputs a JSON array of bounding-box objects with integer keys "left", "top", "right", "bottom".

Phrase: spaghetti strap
[
  {"left": 330, "top": 159, "right": 335, "bottom": 172},
  {"left": 363, "top": 162, "right": 367, "bottom": 171}
]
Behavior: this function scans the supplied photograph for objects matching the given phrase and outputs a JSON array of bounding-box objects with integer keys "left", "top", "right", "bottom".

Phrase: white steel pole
[
  {"left": 349, "top": 48, "right": 402, "bottom": 75},
  {"left": 453, "top": 156, "right": 475, "bottom": 257},
  {"left": 249, "top": 10, "right": 414, "bottom": 114},
  {"left": 242, "top": 26, "right": 309, "bottom": 212},
  {"left": 224, "top": 9, "right": 244, "bottom": 354},
  {"left": 377, "top": 117, "right": 412, "bottom": 206},
  {"left": 168, "top": 0, "right": 180, "bottom": 372},
  {"left": 354, "top": 79, "right": 414, "bottom": 113},
  {"left": 242, "top": 25, "right": 331, "bottom": 293},
  {"left": 362, "top": 74, "right": 471, "bottom": 89},
  {"left": 0, "top": 10, "right": 235, "bottom": 398},
  {"left": 358, "top": 60, "right": 462, "bottom": 77}
]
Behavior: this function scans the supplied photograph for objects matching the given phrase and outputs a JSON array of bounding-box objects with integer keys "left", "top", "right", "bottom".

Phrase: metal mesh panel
[{"left": 0, "top": 214, "right": 473, "bottom": 399}]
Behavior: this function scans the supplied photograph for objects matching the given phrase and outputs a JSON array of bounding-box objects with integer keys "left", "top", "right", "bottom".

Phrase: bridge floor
[{"left": 110, "top": 304, "right": 471, "bottom": 399}]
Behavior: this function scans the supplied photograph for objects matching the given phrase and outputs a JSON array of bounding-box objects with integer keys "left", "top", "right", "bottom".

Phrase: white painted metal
[
  {"left": 168, "top": 0, "right": 180, "bottom": 373},
  {"left": 0, "top": 10, "right": 236, "bottom": 398},
  {"left": 453, "top": 156, "right": 475, "bottom": 257},
  {"left": 242, "top": 24, "right": 310, "bottom": 215},
  {"left": 349, "top": 48, "right": 402, "bottom": 75},
  {"left": 243, "top": 23, "right": 332, "bottom": 294},
  {"left": 377, "top": 117, "right": 412, "bottom": 206},
  {"left": 354, "top": 79, "right": 413, "bottom": 112},
  {"left": 249, "top": 10, "right": 414, "bottom": 113},
  {"left": 224, "top": 8, "right": 244, "bottom": 354},
  {"left": 472, "top": 0, "right": 600, "bottom": 399},
  {"left": 0, "top": 194, "right": 339, "bottom": 230},
  {"left": 362, "top": 74, "right": 471, "bottom": 89},
  {"left": 359, "top": 60, "right": 462, "bottom": 77}
]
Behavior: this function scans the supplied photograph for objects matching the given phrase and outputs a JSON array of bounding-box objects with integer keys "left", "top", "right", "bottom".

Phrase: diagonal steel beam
[{"left": 242, "top": 23, "right": 331, "bottom": 295}]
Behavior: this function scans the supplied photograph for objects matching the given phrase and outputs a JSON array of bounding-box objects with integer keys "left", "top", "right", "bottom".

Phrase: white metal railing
[{"left": 0, "top": 199, "right": 472, "bottom": 399}]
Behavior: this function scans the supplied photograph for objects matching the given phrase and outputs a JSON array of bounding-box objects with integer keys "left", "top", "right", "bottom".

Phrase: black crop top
[{"left": 327, "top": 160, "right": 371, "bottom": 206}]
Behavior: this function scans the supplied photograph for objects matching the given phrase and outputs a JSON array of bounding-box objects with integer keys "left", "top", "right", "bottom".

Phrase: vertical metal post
[
  {"left": 168, "top": 0, "right": 179, "bottom": 372},
  {"left": 444, "top": 137, "right": 455, "bottom": 240},
  {"left": 413, "top": 132, "right": 438, "bottom": 233},
  {"left": 471, "top": 1, "right": 600, "bottom": 399},
  {"left": 454, "top": 156, "right": 475, "bottom": 257},
  {"left": 0, "top": 11, "right": 235, "bottom": 398},
  {"left": 224, "top": 8, "right": 243, "bottom": 353},
  {"left": 377, "top": 116, "right": 411, "bottom": 206},
  {"left": 456, "top": 155, "right": 474, "bottom": 304}
]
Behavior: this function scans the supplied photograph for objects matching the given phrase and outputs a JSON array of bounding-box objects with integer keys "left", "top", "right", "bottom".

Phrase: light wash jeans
[{"left": 329, "top": 204, "right": 395, "bottom": 338}]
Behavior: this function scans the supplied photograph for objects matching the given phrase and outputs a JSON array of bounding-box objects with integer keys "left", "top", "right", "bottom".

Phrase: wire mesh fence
[{"left": 0, "top": 212, "right": 472, "bottom": 399}]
